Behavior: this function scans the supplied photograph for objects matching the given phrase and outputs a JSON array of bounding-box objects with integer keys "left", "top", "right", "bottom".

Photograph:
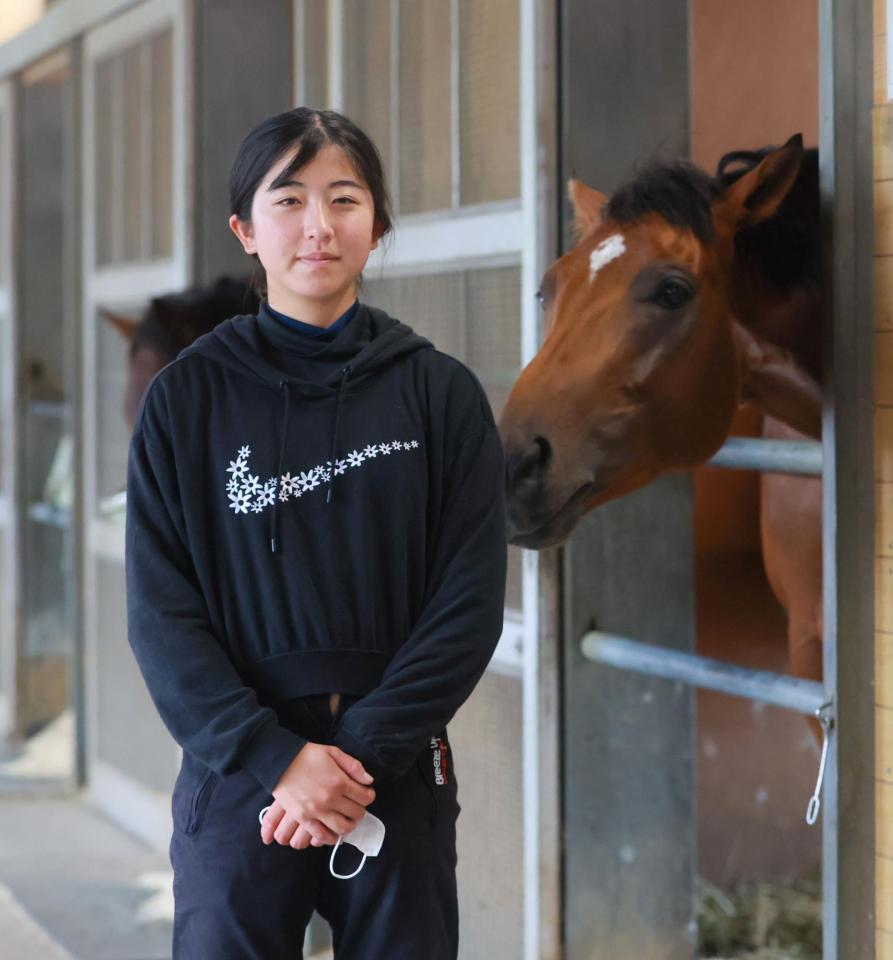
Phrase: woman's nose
[{"left": 304, "top": 201, "right": 333, "bottom": 239}]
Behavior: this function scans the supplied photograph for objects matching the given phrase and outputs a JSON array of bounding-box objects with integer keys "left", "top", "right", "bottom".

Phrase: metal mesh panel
[
  {"left": 398, "top": 1, "right": 452, "bottom": 214},
  {"left": 343, "top": 0, "right": 392, "bottom": 186},
  {"left": 364, "top": 270, "right": 466, "bottom": 356},
  {"left": 363, "top": 266, "right": 522, "bottom": 610},
  {"left": 95, "top": 556, "right": 179, "bottom": 792},
  {"left": 94, "top": 29, "right": 173, "bottom": 267},
  {"left": 450, "top": 670, "right": 524, "bottom": 958},
  {"left": 301, "top": 0, "right": 329, "bottom": 108},
  {"left": 150, "top": 29, "right": 173, "bottom": 259},
  {"left": 95, "top": 310, "right": 132, "bottom": 507},
  {"left": 458, "top": 0, "right": 520, "bottom": 205}
]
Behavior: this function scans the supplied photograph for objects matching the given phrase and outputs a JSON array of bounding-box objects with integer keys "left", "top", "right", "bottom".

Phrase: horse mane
[
  {"left": 716, "top": 145, "right": 820, "bottom": 294},
  {"left": 604, "top": 144, "right": 820, "bottom": 295},
  {"left": 131, "top": 274, "right": 260, "bottom": 362}
]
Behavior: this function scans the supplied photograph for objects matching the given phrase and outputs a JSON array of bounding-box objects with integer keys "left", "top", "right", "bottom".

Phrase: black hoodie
[{"left": 125, "top": 302, "right": 507, "bottom": 793}]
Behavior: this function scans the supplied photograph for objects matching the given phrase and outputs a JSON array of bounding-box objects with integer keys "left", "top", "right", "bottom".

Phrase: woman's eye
[
  {"left": 334, "top": 196, "right": 359, "bottom": 205},
  {"left": 278, "top": 197, "right": 300, "bottom": 207},
  {"left": 651, "top": 278, "right": 693, "bottom": 310}
]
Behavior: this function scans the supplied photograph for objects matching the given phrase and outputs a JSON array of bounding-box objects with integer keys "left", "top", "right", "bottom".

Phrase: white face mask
[
  {"left": 329, "top": 811, "right": 385, "bottom": 880},
  {"left": 257, "top": 806, "right": 385, "bottom": 880}
]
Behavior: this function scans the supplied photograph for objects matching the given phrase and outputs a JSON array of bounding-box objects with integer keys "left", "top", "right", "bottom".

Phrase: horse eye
[
  {"left": 535, "top": 289, "right": 545, "bottom": 309},
  {"left": 652, "top": 278, "right": 693, "bottom": 310}
]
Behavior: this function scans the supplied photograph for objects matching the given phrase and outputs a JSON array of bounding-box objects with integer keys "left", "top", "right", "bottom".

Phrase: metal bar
[
  {"left": 707, "top": 437, "right": 823, "bottom": 476},
  {"left": 581, "top": 631, "right": 826, "bottom": 716}
]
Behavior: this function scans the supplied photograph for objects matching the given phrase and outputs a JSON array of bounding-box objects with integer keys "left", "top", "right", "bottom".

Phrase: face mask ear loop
[{"left": 329, "top": 836, "right": 368, "bottom": 880}]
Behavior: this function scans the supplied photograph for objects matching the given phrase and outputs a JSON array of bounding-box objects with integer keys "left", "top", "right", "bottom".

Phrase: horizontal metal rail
[
  {"left": 580, "top": 631, "right": 826, "bottom": 716},
  {"left": 706, "top": 437, "right": 822, "bottom": 477}
]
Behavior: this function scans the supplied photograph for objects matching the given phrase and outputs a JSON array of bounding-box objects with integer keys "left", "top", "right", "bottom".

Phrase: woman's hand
[{"left": 261, "top": 743, "right": 375, "bottom": 848}]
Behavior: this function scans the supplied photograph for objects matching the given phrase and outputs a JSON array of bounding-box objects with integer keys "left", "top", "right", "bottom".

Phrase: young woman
[{"left": 125, "top": 107, "right": 507, "bottom": 959}]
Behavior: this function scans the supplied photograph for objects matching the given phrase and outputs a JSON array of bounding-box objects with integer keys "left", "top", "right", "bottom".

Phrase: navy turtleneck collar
[{"left": 264, "top": 299, "right": 359, "bottom": 341}]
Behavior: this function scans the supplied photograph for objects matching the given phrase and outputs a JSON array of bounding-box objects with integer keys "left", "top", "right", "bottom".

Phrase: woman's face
[{"left": 230, "top": 143, "right": 379, "bottom": 320}]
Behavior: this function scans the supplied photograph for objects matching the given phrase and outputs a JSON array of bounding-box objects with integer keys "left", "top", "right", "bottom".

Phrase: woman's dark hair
[{"left": 229, "top": 108, "right": 393, "bottom": 293}]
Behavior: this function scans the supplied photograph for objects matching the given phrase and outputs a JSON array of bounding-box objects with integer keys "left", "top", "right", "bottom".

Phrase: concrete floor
[
  {"left": 0, "top": 794, "right": 173, "bottom": 960},
  {"left": 0, "top": 791, "right": 334, "bottom": 960}
]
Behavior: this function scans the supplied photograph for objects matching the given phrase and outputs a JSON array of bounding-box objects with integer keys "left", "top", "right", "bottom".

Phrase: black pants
[{"left": 170, "top": 695, "right": 460, "bottom": 959}]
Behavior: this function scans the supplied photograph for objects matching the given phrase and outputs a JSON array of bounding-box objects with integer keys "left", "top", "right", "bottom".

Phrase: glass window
[
  {"left": 459, "top": 0, "right": 520, "bottom": 205},
  {"left": 94, "top": 28, "right": 173, "bottom": 267},
  {"left": 398, "top": 1, "right": 452, "bottom": 213},
  {"left": 300, "top": 0, "right": 329, "bottom": 108},
  {"left": 343, "top": 0, "right": 392, "bottom": 185}
]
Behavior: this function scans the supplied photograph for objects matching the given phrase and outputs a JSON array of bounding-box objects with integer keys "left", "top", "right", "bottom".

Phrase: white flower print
[
  {"left": 256, "top": 485, "right": 276, "bottom": 508},
  {"left": 279, "top": 473, "right": 298, "bottom": 497},
  {"left": 243, "top": 474, "right": 261, "bottom": 496},
  {"left": 299, "top": 469, "right": 320, "bottom": 492},
  {"left": 225, "top": 436, "right": 422, "bottom": 517}
]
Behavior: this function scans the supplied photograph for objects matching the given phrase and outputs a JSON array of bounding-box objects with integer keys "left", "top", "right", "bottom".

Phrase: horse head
[
  {"left": 104, "top": 274, "right": 258, "bottom": 427},
  {"left": 500, "top": 135, "right": 820, "bottom": 548}
]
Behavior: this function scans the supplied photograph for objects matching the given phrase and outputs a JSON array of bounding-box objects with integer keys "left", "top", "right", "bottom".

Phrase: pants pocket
[
  {"left": 186, "top": 768, "right": 220, "bottom": 834},
  {"left": 173, "top": 762, "right": 220, "bottom": 836}
]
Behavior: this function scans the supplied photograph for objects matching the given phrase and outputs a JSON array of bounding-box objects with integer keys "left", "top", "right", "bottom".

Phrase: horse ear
[
  {"left": 568, "top": 178, "right": 608, "bottom": 240},
  {"left": 714, "top": 134, "right": 804, "bottom": 234},
  {"left": 101, "top": 308, "right": 139, "bottom": 342}
]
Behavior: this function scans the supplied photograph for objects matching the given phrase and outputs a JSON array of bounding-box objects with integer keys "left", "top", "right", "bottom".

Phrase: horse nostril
[{"left": 509, "top": 436, "right": 552, "bottom": 489}]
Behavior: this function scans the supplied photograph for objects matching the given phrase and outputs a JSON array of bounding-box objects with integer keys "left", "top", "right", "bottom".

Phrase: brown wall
[{"left": 690, "top": 0, "right": 819, "bottom": 558}]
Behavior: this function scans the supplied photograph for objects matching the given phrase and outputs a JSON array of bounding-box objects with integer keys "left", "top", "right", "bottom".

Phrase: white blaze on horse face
[{"left": 588, "top": 233, "right": 626, "bottom": 283}]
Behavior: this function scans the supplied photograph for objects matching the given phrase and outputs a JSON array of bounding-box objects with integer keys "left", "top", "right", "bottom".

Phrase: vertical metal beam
[
  {"left": 521, "top": 0, "right": 561, "bottom": 956},
  {"left": 819, "top": 0, "right": 876, "bottom": 956},
  {"left": 560, "top": 4, "right": 693, "bottom": 954}
]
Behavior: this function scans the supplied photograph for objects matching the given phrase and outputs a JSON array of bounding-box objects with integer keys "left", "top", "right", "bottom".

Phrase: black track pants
[{"left": 169, "top": 695, "right": 460, "bottom": 959}]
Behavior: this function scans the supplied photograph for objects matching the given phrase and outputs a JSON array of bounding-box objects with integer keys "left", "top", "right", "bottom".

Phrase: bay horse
[
  {"left": 104, "top": 274, "right": 258, "bottom": 428},
  {"left": 499, "top": 135, "right": 824, "bottom": 693}
]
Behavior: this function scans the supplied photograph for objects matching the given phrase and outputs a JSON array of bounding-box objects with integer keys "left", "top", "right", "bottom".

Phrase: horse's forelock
[{"left": 605, "top": 161, "right": 720, "bottom": 245}]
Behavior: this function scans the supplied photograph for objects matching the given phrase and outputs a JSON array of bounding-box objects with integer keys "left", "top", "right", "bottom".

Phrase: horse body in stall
[
  {"left": 499, "top": 136, "right": 825, "bottom": 702},
  {"left": 105, "top": 274, "right": 258, "bottom": 428}
]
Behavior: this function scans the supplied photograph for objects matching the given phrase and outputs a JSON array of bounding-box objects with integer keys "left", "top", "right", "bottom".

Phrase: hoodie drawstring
[
  {"left": 271, "top": 380, "right": 291, "bottom": 553},
  {"left": 327, "top": 366, "right": 351, "bottom": 505},
  {"left": 270, "top": 368, "right": 349, "bottom": 552}
]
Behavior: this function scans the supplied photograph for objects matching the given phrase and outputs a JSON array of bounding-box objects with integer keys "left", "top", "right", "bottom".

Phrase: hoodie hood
[
  {"left": 183, "top": 303, "right": 433, "bottom": 399},
  {"left": 180, "top": 303, "right": 434, "bottom": 546}
]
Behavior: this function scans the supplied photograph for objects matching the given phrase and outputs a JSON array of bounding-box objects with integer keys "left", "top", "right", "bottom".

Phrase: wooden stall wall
[
  {"left": 690, "top": 0, "right": 821, "bottom": 885},
  {"left": 875, "top": 2, "right": 893, "bottom": 956}
]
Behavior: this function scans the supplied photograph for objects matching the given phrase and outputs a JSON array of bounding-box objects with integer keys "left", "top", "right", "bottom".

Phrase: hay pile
[{"left": 698, "top": 870, "right": 822, "bottom": 959}]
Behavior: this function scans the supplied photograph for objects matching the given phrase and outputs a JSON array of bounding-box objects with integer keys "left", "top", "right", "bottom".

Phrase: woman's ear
[
  {"left": 229, "top": 214, "right": 256, "bottom": 254},
  {"left": 371, "top": 220, "right": 386, "bottom": 250}
]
